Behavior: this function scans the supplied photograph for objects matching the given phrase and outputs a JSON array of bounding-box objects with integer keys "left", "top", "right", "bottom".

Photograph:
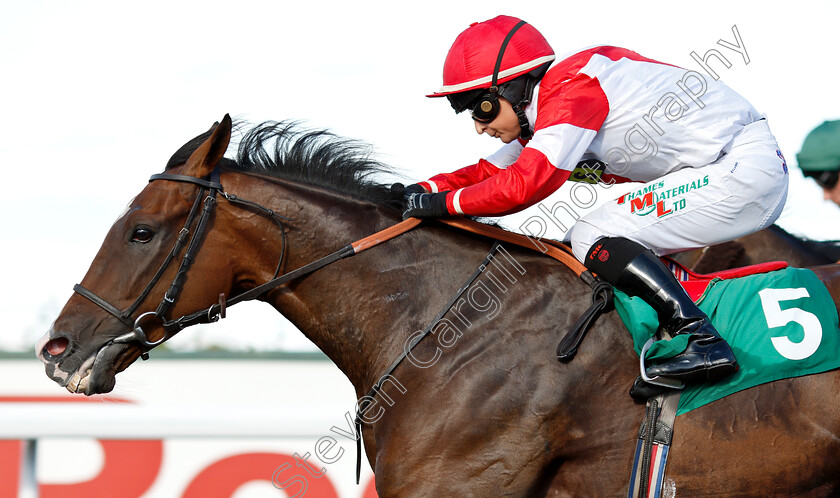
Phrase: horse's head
[
  {"left": 37, "top": 114, "right": 408, "bottom": 395},
  {"left": 36, "top": 115, "right": 242, "bottom": 394}
]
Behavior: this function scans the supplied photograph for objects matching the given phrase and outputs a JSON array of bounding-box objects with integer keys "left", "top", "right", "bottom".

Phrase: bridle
[
  {"left": 73, "top": 166, "right": 293, "bottom": 358},
  {"left": 73, "top": 165, "right": 424, "bottom": 359}
]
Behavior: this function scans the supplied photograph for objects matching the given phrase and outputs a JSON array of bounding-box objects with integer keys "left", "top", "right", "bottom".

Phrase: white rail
[
  {"left": 0, "top": 354, "right": 360, "bottom": 497},
  {"left": 0, "top": 403, "right": 341, "bottom": 438},
  {"left": 3, "top": 403, "right": 353, "bottom": 498}
]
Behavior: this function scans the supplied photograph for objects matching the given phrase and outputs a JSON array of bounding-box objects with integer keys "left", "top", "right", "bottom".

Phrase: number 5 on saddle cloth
[{"left": 616, "top": 261, "right": 840, "bottom": 415}]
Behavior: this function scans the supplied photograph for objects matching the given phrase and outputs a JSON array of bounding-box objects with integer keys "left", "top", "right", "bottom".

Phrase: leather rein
[{"left": 73, "top": 166, "right": 600, "bottom": 361}]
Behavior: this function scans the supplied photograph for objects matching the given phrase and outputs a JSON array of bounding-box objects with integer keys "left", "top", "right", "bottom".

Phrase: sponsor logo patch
[
  {"left": 623, "top": 175, "right": 710, "bottom": 218},
  {"left": 570, "top": 159, "right": 608, "bottom": 184},
  {"left": 587, "top": 242, "right": 603, "bottom": 262}
]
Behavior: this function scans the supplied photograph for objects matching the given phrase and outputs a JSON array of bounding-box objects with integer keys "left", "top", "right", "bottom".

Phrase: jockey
[
  {"left": 402, "top": 15, "right": 789, "bottom": 388},
  {"left": 798, "top": 120, "right": 840, "bottom": 205}
]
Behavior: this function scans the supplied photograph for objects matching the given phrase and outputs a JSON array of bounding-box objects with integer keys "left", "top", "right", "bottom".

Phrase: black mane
[{"left": 166, "top": 120, "right": 403, "bottom": 210}]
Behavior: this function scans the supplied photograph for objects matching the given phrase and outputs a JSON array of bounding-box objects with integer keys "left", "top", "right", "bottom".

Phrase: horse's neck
[
  {"left": 237, "top": 178, "right": 489, "bottom": 394},
  {"left": 278, "top": 225, "right": 488, "bottom": 393}
]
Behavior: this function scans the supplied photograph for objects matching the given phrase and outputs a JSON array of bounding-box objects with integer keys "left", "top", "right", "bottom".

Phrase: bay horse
[
  {"left": 672, "top": 225, "right": 840, "bottom": 273},
  {"left": 37, "top": 115, "right": 840, "bottom": 496}
]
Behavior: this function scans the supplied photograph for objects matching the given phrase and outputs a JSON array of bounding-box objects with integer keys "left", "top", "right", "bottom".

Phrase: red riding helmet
[{"left": 426, "top": 15, "right": 556, "bottom": 98}]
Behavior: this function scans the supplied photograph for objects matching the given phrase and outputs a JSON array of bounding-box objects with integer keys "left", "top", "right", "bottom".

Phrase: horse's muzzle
[{"left": 36, "top": 328, "right": 127, "bottom": 395}]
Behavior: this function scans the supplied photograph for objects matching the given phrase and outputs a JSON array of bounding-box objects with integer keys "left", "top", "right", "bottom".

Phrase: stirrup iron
[{"left": 639, "top": 338, "right": 685, "bottom": 390}]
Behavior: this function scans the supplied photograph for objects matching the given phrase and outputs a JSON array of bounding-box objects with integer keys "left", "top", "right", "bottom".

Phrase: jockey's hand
[
  {"left": 402, "top": 192, "right": 449, "bottom": 219},
  {"left": 390, "top": 183, "right": 427, "bottom": 197}
]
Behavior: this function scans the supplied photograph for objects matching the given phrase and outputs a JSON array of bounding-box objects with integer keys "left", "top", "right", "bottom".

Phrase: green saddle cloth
[{"left": 614, "top": 267, "right": 840, "bottom": 415}]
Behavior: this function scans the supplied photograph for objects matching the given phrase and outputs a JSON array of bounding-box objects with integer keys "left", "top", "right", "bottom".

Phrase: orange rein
[{"left": 351, "top": 217, "right": 588, "bottom": 279}]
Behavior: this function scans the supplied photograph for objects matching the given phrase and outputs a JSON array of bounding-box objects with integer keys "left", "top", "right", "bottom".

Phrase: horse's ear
[{"left": 181, "top": 114, "right": 232, "bottom": 178}]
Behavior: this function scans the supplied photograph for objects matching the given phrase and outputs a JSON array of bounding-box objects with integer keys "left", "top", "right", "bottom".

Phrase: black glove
[
  {"left": 406, "top": 183, "right": 427, "bottom": 195},
  {"left": 402, "top": 192, "right": 449, "bottom": 219},
  {"left": 390, "top": 183, "right": 427, "bottom": 197}
]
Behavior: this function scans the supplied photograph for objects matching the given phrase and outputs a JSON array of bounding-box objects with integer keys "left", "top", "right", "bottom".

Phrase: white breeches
[{"left": 570, "top": 119, "right": 789, "bottom": 261}]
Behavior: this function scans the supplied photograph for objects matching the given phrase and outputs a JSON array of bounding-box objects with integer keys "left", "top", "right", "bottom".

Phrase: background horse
[
  {"left": 37, "top": 116, "right": 840, "bottom": 496},
  {"left": 672, "top": 225, "right": 840, "bottom": 273}
]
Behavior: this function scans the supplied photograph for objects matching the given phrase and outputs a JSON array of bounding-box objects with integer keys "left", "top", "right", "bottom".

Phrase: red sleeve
[
  {"left": 535, "top": 72, "right": 609, "bottom": 132},
  {"left": 444, "top": 148, "right": 571, "bottom": 217},
  {"left": 430, "top": 56, "right": 613, "bottom": 216},
  {"left": 420, "top": 159, "right": 503, "bottom": 193}
]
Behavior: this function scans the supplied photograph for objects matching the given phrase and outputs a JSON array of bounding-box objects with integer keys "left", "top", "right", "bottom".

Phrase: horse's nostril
[{"left": 45, "top": 337, "right": 69, "bottom": 358}]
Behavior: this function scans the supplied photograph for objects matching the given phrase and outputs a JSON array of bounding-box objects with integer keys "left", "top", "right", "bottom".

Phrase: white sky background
[{"left": 2, "top": 0, "right": 839, "bottom": 352}]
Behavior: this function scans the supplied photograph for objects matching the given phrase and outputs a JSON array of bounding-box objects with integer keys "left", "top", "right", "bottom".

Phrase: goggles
[
  {"left": 803, "top": 169, "right": 839, "bottom": 190},
  {"left": 447, "top": 89, "right": 501, "bottom": 123}
]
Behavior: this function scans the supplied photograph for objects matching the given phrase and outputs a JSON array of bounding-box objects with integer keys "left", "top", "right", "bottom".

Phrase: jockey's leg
[
  {"left": 582, "top": 236, "right": 738, "bottom": 382},
  {"left": 569, "top": 119, "right": 788, "bottom": 384}
]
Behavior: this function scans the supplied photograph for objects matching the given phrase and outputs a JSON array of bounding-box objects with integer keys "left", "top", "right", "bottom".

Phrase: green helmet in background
[
  {"left": 798, "top": 120, "right": 840, "bottom": 171},
  {"left": 798, "top": 120, "right": 840, "bottom": 189}
]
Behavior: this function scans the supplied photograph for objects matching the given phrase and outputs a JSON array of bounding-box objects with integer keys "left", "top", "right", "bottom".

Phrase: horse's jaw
[{"left": 36, "top": 327, "right": 132, "bottom": 395}]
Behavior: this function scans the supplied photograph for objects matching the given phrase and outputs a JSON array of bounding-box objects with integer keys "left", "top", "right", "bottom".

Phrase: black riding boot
[{"left": 584, "top": 237, "right": 739, "bottom": 384}]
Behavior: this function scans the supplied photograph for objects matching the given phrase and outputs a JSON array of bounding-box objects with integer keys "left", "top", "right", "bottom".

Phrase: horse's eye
[{"left": 131, "top": 227, "right": 154, "bottom": 243}]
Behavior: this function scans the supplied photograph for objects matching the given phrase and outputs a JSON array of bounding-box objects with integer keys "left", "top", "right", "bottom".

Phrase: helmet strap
[
  {"left": 510, "top": 76, "right": 537, "bottom": 139},
  {"left": 489, "top": 20, "right": 545, "bottom": 139},
  {"left": 481, "top": 20, "right": 528, "bottom": 119},
  {"left": 514, "top": 106, "right": 532, "bottom": 140},
  {"left": 499, "top": 67, "right": 543, "bottom": 139},
  {"left": 490, "top": 20, "right": 528, "bottom": 89}
]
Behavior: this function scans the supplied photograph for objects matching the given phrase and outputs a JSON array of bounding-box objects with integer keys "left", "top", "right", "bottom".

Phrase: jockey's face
[
  {"left": 474, "top": 98, "right": 521, "bottom": 144},
  {"left": 823, "top": 179, "right": 840, "bottom": 205}
]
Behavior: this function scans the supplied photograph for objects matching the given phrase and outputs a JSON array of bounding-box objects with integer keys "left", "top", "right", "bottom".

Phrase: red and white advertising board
[{"left": 0, "top": 353, "right": 377, "bottom": 497}]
